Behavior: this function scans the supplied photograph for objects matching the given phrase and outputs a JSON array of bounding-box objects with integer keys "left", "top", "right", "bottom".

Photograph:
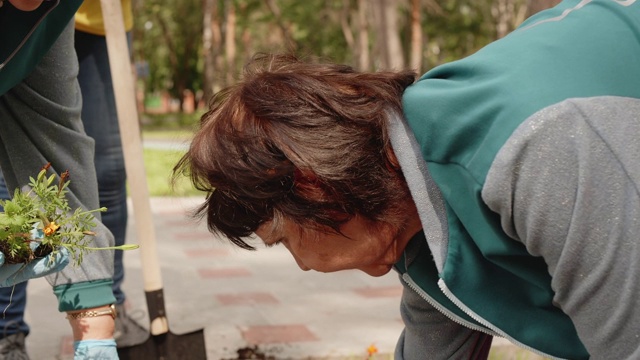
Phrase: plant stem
[{"left": 83, "top": 244, "right": 140, "bottom": 251}]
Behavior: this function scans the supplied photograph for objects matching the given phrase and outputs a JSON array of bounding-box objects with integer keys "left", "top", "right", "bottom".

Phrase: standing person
[
  {"left": 0, "top": 0, "right": 118, "bottom": 359},
  {"left": 73, "top": 0, "right": 147, "bottom": 348},
  {"left": 177, "top": 1, "right": 640, "bottom": 359},
  {"left": 0, "top": 0, "right": 147, "bottom": 358}
]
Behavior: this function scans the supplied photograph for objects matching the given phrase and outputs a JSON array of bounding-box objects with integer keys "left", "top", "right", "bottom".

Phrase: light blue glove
[
  {"left": 0, "top": 226, "right": 70, "bottom": 287},
  {"left": 74, "top": 339, "right": 118, "bottom": 359},
  {"left": 0, "top": 246, "right": 69, "bottom": 287}
]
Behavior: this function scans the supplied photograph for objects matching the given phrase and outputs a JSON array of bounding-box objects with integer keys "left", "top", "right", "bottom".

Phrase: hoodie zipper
[
  {"left": 437, "top": 278, "right": 566, "bottom": 360},
  {"left": 401, "top": 273, "right": 497, "bottom": 336},
  {"left": 0, "top": 0, "right": 60, "bottom": 71}
]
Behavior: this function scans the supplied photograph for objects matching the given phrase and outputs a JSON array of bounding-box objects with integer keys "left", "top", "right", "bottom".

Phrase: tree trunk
[
  {"left": 526, "top": 0, "right": 562, "bottom": 17},
  {"left": 155, "top": 14, "right": 183, "bottom": 107},
  {"left": 224, "top": 0, "right": 237, "bottom": 85},
  {"left": 492, "top": 0, "right": 511, "bottom": 39},
  {"left": 264, "top": 0, "right": 296, "bottom": 51},
  {"left": 241, "top": 27, "right": 253, "bottom": 65},
  {"left": 202, "top": 0, "right": 216, "bottom": 102},
  {"left": 372, "top": 0, "right": 404, "bottom": 70},
  {"left": 211, "top": 3, "right": 224, "bottom": 92},
  {"left": 492, "top": 0, "right": 528, "bottom": 38},
  {"left": 409, "top": 0, "right": 422, "bottom": 72},
  {"left": 340, "top": 0, "right": 355, "bottom": 50},
  {"left": 355, "top": 0, "right": 370, "bottom": 71}
]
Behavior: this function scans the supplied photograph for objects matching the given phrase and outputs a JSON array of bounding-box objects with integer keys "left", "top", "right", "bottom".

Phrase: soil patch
[{"left": 223, "top": 346, "right": 277, "bottom": 360}]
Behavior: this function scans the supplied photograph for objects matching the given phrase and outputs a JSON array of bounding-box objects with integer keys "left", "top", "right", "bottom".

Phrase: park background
[
  {"left": 126, "top": 1, "right": 562, "bottom": 359},
  {"left": 139, "top": 0, "right": 562, "bottom": 197}
]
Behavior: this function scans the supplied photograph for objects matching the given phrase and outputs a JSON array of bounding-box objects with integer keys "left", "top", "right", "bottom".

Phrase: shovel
[{"left": 99, "top": 1, "right": 207, "bottom": 358}]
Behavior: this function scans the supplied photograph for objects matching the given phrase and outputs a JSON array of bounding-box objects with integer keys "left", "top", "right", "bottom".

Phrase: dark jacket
[{"left": 0, "top": 0, "right": 83, "bottom": 96}]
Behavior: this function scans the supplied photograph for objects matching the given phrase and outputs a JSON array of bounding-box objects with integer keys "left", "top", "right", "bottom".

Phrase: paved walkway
[{"left": 24, "top": 197, "right": 542, "bottom": 359}]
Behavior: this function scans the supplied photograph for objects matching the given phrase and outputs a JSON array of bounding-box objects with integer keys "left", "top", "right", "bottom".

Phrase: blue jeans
[{"left": 0, "top": 30, "right": 129, "bottom": 336}]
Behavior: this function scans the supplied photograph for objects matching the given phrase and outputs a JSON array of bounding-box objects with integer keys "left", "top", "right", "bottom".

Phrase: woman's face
[
  {"left": 8, "top": 0, "right": 44, "bottom": 11},
  {"left": 255, "top": 211, "right": 422, "bottom": 277}
]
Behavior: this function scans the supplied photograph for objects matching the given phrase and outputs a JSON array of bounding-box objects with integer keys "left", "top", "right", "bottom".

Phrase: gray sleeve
[
  {"left": 0, "top": 22, "right": 114, "bottom": 286},
  {"left": 482, "top": 96, "right": 640, "bottom": 359},
  {"left": 395, "top": 275, "right": 493, "bottom": 360}
]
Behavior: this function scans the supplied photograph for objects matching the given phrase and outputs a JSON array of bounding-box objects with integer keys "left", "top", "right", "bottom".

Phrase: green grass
[
  {"left": 139, "top": 115, "right": 199, "bottom": 197},
  {"left": 141, "top": 147, "right": 203, "bottom": 197},
  {"left": 142, "top": 128, "right": 193, "bottom": 141}
]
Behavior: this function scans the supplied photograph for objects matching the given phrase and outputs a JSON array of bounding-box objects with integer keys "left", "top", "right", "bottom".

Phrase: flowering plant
[{"left": 0, "top": 164, "right": 137, "bottom": 266}]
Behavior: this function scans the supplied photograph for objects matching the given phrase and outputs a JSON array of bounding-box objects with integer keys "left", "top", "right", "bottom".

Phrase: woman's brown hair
[{"left": 175, "top": 53, "right": 417, "bottom": 249}]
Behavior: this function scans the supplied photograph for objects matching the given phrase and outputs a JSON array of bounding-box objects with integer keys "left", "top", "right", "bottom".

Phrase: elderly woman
[{"left": 178, "top": 1, "right": 640, "bottom": 359}]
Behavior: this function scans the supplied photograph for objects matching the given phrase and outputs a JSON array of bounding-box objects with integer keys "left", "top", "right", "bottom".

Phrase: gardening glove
[
  {"left": 0, "top": 243, "right": 70, "bottom": 287},
  {"left": 74, "top": 339, "right": 118, "bottom": 359}
]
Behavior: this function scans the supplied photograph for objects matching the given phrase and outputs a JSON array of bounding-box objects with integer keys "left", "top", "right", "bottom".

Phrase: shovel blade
[{"left": 117, "top": 329, "right": 207, "bottom": 360}]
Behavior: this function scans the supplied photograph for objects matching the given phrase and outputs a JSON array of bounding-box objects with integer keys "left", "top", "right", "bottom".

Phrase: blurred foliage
[
  {"left": 132, "top": 0, "right": 203, "bottom": 101},
  {"left": 131, "top": 0, "right": 532, "bottom": 105},
  {"left": 141, "top": 112, "right": 203, "bottom": 130},
  {"left": 420, "top": 0, "right": 495, "bottom": 67},
  {"left": 131, "top": 0, "right": 549, "bottom": 197}
]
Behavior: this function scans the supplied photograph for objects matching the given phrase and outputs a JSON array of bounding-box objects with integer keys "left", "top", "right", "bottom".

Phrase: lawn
[
  {"left": 140, "top": 127, "right": 202, "bottom": 197},
  {"left": 142, "top": 147, "right": 202, "bottom": 197}
]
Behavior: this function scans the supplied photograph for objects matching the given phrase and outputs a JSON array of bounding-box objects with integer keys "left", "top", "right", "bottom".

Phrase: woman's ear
[{"left": 384, "top": 148, "right": 401, "bottom": 173}]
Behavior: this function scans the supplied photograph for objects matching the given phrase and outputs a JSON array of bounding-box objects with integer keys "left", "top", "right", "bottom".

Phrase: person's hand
[
  {"left": 73, "top": 339, "right": 118, "bottom": 360},
  {"left": 0, "top": 245, "right": 69, "bottom": 287},
  {"left": 0, "top": 221, "right": 69, "bottom": 286},
  {"left": 7, "top": 0, "right": 44, "bottom": 11}
]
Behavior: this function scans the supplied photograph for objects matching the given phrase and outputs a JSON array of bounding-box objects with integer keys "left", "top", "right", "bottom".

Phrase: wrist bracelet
[{"left": 65, "top": 304, "right": 117, "bottom": 320}]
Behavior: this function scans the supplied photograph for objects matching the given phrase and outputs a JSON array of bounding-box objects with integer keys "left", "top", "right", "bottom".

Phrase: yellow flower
[
  {"left": 44, "top": 221, "right": 60, "bottom": 236},
  {"left": 367, "top": 344, "right": 378, "bottom": 356}
]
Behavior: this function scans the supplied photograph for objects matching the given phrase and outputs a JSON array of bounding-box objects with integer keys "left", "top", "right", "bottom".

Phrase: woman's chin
[{"left": 360, "top": 264, "right": 393, "bottom": 277}]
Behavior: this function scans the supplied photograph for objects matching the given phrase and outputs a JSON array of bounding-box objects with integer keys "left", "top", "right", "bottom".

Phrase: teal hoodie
[
  {"left": 0, "top": 0, "right": 83, "bottom": 96},
  {"left": 394, "top": 0, "right": 640, "bottom": 358}
]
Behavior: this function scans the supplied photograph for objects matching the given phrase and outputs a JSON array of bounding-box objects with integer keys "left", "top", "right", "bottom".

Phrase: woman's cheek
[{"left": 8, "top": 0, "right": 44, "bottom": 11}]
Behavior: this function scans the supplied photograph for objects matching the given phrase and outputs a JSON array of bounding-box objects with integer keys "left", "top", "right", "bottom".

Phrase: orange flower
[
  {"left": 44, "top": 222, "right": 60, "bottom": 236},
  {"left": 367, "top": 344, "right": 378, "bottom": 357}
]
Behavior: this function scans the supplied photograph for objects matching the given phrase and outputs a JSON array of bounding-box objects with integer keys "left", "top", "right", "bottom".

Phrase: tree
[
  {"left": 355, "top": 0, "right": 370, "bottom": 70},
  {"left": 420, "top": 0, "right": 495, "bottom": 69},
  {"left": 202, "top": 0, "right": 217, "bottom": 101},
  {"left": 409, "top": 0, "right": 422, "bottom": 71},
  {"left": 225, "top": 0, "right": 238, "bottom": 85},
  {"left": 134, "top": 0, "right": 539, "bottom": 110},
  {"left": 526, "top": 0, "right": 562, "bottom": 17},
  {"left": 371, "top": 0, "right": 404, "bottom": 69},
  {"left": 264, "top": 0, "right": 295, "bottom": 49},
  {"left": 491, "top": 0, "right": 527, "bottom": 38},
  {"left": 133, "top": 0, "right": 203, "bottom": 110}
]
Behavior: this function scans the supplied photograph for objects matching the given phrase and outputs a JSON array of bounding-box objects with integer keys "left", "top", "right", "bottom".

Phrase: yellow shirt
[{"left": 75, "top": 0, "right": 133, "bottom": 35}]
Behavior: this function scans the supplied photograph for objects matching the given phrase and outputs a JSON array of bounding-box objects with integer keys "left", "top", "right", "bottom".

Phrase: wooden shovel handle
[{"left": 100, "top": 0, "right": 169, "bottom": 335}]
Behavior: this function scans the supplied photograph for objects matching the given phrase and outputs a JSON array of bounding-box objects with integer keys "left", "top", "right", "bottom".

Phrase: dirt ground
[{"left": 223, "top": 343, "right": 549, "bottom": 360}]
